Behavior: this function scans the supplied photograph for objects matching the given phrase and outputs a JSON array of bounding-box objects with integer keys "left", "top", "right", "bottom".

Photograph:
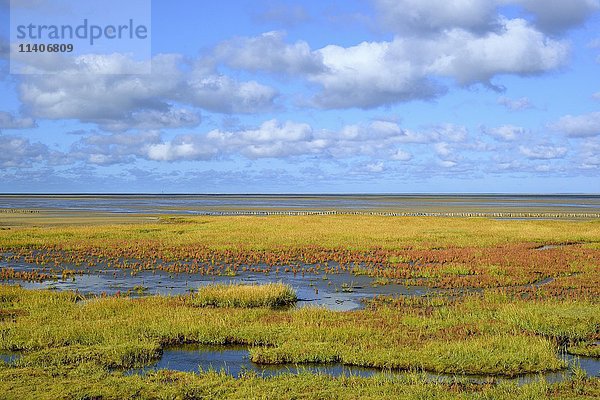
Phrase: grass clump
[{"left": 193, "top": 283, "right": 297, "bottom": 308}]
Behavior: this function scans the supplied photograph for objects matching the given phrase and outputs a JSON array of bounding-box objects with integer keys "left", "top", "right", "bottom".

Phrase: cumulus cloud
[
  {"left": 63, "top": 119, "right": 470, "bottom": 165},
  {"left": 206, "top": 119, "right": 327, "bottom": 159},
  {"left": 311, "top": 40, "right": 445, "bottom": 108},
  {"left": 434, "top": 142, "right": 453, "bottom": 158},
  {"left": 428, "top": 124, "right": 468, "bottom": 142},
  {"left": 519, "top": 144, "right": 568, "bottom": 159},
  {"left": 550, "top": 111, "right": 600, "bottom": 137},
  {"left": 364, "top": 161, "right": 385, "bottom": 173},
  {"left": 147, "top": 136, "right": 218, "bottom": 162},
  {"left": 373, "top": 0, "right": 600, "bottom": 35},
  {"left": 0, "top": 134, "right": 50, "bottom": 167},
  {"left": 97, "top": 109, "right": 201, "bottom": 132},
  {"left": 215, "top": 31, "right": 324, "bottom": 75},
  {"left": 373, "top": 0, "right": 498, "bottom": 35},
  {"left": 482, "top": 125, "right": 527, "bottom": 141},
  {"left": 235, "top": 18, "right": 566, "bottom": 108},
  {"left": 497, "top": 96, "right": 533, "bottom": 111},
  {"left": 426, "top": 18, "right": 569, "bottom": 85},
  {"left": 578, "top": 139, "right": 600, "bottom": 168},
  {"left": 70, "top": 131, "right": 162, "bottom": 165},
  {"left": 0, "top": 111, "right": 36, "bottom": 129},
  {"left": 390, "top": 149, "right": 412, "bottom": 161},
  {"left": 18, "top": 54, "right": 181, "bottom": 122},
  {"left": 16, "top": 53, "right": 277, "bottom": 131},
  {"left": 185, "top": 73, "right": 278, "bottom": 114},
  {"left": 515, "top": 0, "right": 600, "bottom": 34}
]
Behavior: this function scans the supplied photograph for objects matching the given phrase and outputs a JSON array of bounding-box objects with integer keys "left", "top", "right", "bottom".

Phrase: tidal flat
[{"left": 0, "top": 205, "right": 599, "bottom": 399}]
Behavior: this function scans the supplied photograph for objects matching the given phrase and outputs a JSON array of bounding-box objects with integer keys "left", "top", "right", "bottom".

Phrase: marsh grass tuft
[{"left": 192, "top": 283, "right": 297, "bottom": 308}]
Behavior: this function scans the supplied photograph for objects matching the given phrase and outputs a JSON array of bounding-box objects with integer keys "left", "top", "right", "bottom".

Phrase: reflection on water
[
  {"left": 126, "top": 344, "right": 600, "bottom": 384},
  {"left": 127, "top": 345, "right": 379, "bottom": 378},
  {"left": 2, "top": 345, "right": 598, "bottom": 384},
  {"left": 2, "top": 260, "right": 436, "bottom": 311}
]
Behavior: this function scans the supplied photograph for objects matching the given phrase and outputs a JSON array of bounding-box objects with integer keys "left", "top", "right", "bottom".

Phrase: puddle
[
  {"left": 126, "top": 345, "right": 379, "bottom": 377},
  {"left": 0, "top": 352, "right": 20, "bottom": 364},
  {"left": 126, "top": 344, "right": 600, "bottom": 383},
  {"left": 534, "top": 243, "right": 580, "bottom": 251},
  {"left": 532, "top": 277, "right": 554, "bottom": 287},
  {"left": 1, "top": 260, "right": 437, "bottom": 311},
  {"left": 535, "top": 245, "right": 560, "bottom": 251}
]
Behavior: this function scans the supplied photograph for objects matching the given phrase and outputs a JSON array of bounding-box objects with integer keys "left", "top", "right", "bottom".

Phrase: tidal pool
[
  {"left": 126, "top": 344, "right": 600, "bottom": 384},
  {"left": 1, "top": 259, "right": 437, "bottom": 311}
]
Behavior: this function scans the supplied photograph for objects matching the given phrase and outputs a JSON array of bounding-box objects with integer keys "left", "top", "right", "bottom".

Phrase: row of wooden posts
[{"left": 0, "top": 208, "right": 598, "bottom": 218}]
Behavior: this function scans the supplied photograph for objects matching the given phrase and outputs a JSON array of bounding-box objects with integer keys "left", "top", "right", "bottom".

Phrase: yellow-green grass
[
  {"left": 568, "top": 342, "right": 600, "bottom": 357},
  {"left": 1, "top": 286, "right": 597, "bottom": 376},
  {"left": 2, "top": 363, "right": 599, "bottom": 400},
  {"left": 1, "top": 215, "right": 599, "bottom": 250},
  {"left": 0, "top": 215, "right": 598, "bottom": 399},
  {"left": 1, "top": 215, "right": 598, "bottom": 294},
  {"left": 193, "top": 283, "right": 297, "bottom": 308},
  {"left": 1, "top": 364, "right": 600, "bottom": 400}
]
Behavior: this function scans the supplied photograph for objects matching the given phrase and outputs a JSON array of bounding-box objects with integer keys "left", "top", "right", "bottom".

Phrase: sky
[{"left": 0, "top": 0, "right": 599, "bottom": 194}]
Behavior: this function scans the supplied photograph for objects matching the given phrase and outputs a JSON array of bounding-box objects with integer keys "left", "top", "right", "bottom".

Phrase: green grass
[
  {"left": 0, "top": 363, "right": 599, "bottom": 400},
  {"left": 1, "top": 286, "right": 595, "bottom": 376},
  {"left": 192, "top": 283, "right": 297, "bottom": 308}
]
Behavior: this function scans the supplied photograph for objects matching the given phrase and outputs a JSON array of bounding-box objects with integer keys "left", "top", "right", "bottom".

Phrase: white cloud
[
  {"left": 434, "top": 142, "right": 453, "bottom": 158},
  {"left": 373, "top": 0, "right": 600, "bottom": 35},
  {"left": 312, "top": 40, "right": 444, "bottom": 108},
  {"left": 592, "top": 92, "right": 600, "bottom": 101},
  {"left": 70, "top": 131, "right": 162, "bottom": 165},
  {"left": 215, "top": 31, "right": 324, "bottom": 75},
  {"left": 515, "top": 0, "right": 600, "bottom": 34},
  {"left": 147, "top": 137, "right": 217, "bottom": 162},
  {"left": 550, "top": 111, "right": 600, "bottom": 137},
  {"left": 519, "top": 144, "right": 568, "bottom": 159},
  {"left": 391, "top": 149, "right": 413, "bottom": 161},
  {"left": 303, "top": 18, "right": 567, "bottom": 108},
  {"left": 184, "top": 70, "right": 278, "bottom": 114},
  {"left": 97, "top": 109, "right": 201, "bottom": 132},
  {"left": 206, "top": 119, "right": 324, "bottom": 159},
  {"left": 534, "top": 164, "right": 552, "bottom": 172},
  {"left": 63, "top": 119, "right": 466, "bottom": 164},
  {"left": 483, "top": 125, "right": 526, "bottom": 141},
  {"left": 16, "top": 53, "right": 278, "bottom": 131},
  {"left": 18, "top": 54, "right": 182, "bottom": 121},
  {"left": 427, "top": 18, "right": 569, "bottom": 85},
  {"left": 429, "top": 124, "right": 468, "bottom": 142},
  {"left": 373, "top": 0, "right": 498, "bottom": 35},
  {"left": 0, "top": 111, "right": 36, "bottom": 129},
  {"left": 0, "top": 134, "right": 49, "bottom": 167},
  {"left": 578, "top": 139, "right": 600, "bottom": 168},
  {"left": 497, "top": 96, "right": 533, "bottom": 111},
  {"left": 365, "top": 161, "right": 385, "bottom": 173},
  {"left": 439, "top": 160, "right": 458, "bottom": 168}
]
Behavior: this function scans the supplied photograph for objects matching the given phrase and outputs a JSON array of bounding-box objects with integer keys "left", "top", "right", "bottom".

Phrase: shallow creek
[{"left": 126, "top": 344, "right": 600, "bottom": 384}]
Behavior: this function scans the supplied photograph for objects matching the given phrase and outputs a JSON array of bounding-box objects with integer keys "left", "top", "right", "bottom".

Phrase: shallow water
[
  {"left": 0, "top": 352, "right": 20, "bottom": 364},
  {"left": 126, "top": 344, "right": 600, "bottom": 383},
  {"left": 1, "top": 194, "right": 599, "bottom": 215},
  {"left": 1, "top": 260, "right": 436, "bottom": 311},
  {"left": 126, "top": 345, "right": 379, "bottom": 378}
]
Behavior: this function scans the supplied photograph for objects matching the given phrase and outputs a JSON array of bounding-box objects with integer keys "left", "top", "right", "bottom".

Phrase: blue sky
[{"left": 0, "top": 0, "right": 599, "bottom": 193}]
